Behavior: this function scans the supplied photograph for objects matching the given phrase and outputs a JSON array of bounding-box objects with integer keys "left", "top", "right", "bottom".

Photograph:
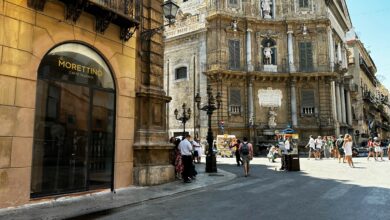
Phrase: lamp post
[
  {"left": 174, "top": 103, "right": 191, "bottom": 138},
  {"left": 195, "top": 84, "right": 222, "bottom": 173},
  {"left": 141, "top": 0, "right": 180, "bottom": 40}
]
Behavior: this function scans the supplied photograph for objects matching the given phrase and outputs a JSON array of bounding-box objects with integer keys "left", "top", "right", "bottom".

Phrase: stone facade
[
  {"left": 347, "top": 37, "right": 390, "bottom": 143},
  {"left": 165, "top": 0, "right": 355, "bottom": 147},
  {"left": 0, "top": 0, "right": 171, "bottom": 209},
  {"left": 164, "top": 0, "right": 208, "bottom": 140}
]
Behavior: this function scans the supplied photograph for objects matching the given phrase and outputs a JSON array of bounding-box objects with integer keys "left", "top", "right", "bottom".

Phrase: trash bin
[{"left": 287, "top": 154, "right": 300, "bottom": 171}]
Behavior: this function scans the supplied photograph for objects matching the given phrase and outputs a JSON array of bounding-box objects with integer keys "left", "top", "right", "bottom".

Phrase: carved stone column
[
  {"left": 331, "top": 80, "right": 340, "bottom": 135},
  {"left": 133, "top": 0, "right": 174, "bottom": 186},
  {"left": 335, "top": 81, "right": 342, "bottom": 123},
  {"left": 328, "top": 27, "right": 335, "bottom": 71},
  {"left": 246, "top": 29, "right": 254, "bottom": 72},
  {"left": 340, "top": 83, "right": 346, "bottom": 124},
  {"left": 337, "top": 42, "right": 342, "bottom": 64},
  {"left": 346, "top": 90, "right": 353, "bottom": 126},
  {"left": 287, "top": 31, "right": 296, "bottom": 72},
  {"left": 290, "top": 79, "right": 298, "bottom": 127},
  {"left": 248, "top": 76, "right": 254, "bottom": 125}
]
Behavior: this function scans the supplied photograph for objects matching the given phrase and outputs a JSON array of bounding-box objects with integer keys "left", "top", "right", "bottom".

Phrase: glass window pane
[
  {"left": 31, "top": 81, "right": 89, "bottom": 197},
  {"left": 89, "top": 90, "right": 115, "bottom": 189}
]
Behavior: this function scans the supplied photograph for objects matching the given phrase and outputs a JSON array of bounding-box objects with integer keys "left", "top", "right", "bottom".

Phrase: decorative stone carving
[
  {"left": 268, "top": 107, "right": 277, "bottom": 128},
  {"left": 263, "top": 42, "right": 273, "bottom": 64},
  {"left": 258, "top": 87, "right": 282, "bottom": 107},
  {"left": 261, "top": 0, "right": 272, "bottom": 19}
]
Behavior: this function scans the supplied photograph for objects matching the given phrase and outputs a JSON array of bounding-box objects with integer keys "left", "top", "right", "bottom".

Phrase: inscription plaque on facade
[{"left": 258, "top": 87, "right": 282, "bottom": 107}]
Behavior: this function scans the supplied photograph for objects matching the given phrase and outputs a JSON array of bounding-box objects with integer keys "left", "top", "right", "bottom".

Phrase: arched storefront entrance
[{"left": 31, "top": 43, "right": 116, "bottom": 198}]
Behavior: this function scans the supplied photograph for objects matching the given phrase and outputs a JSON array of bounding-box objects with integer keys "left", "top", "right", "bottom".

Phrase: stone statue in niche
[
  {"left": 263, "top": 42, "right": 273, "bottom": 65},
  {"left": 261, "top": 0, "right": 272, "bottom": 19},
  {"left": 268, "top": 107, "right": 277, "bottom": 128}
]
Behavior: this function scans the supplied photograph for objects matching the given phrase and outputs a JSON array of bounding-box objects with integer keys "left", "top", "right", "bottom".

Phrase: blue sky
[{"left": 346, "top": 0, "right": 390, "bottom": 90}]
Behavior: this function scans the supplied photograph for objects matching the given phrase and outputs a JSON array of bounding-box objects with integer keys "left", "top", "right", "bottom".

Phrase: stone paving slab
[{"left": 0, "top": 163, "right": 236, "bottom": 220}]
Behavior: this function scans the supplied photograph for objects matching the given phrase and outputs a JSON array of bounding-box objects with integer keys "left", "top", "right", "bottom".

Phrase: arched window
[{"left": 31, "top": 43, "right": 116, "bottom": 198}]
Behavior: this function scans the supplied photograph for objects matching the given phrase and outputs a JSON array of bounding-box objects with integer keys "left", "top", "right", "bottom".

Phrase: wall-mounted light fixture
[{"left": 141, "top": 0, "right": 180, "bottom": 40}]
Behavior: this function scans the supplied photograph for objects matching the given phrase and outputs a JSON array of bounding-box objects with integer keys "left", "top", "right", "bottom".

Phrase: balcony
[
  {"left": 28, "top": 0, "right": 139, "bottom": 41},
  {"left": 229, "top": 105, "right": 241, "bottom": 115},
  {"left": 207, "top": 60, "right": 334, "bottom": 74}
]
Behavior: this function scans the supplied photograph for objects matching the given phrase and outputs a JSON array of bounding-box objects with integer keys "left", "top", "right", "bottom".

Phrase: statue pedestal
[{"left": 263, "top": 65, "right": 277, "bottom": 72}]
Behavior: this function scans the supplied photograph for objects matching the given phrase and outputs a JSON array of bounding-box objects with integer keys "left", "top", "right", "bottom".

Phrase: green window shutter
[
  {"left": 229, "top": 40, "right": 240, "bottom": 70},
  {"left": 230, "top": 89, "right": 241, "bottom": 105},
  {"left": 301, "top": 90, "right": 315, "bottom": 107},
  {"left": 306, "top": 42, "right": 313, "bottom": 70},
  {"left": 299, "top": 42, "right": 313, "bottom": 71}
]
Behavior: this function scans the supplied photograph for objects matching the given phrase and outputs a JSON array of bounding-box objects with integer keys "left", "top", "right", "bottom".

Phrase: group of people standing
[
  {"left": 366, "top": 137, "right": 388, "bottom": 161},
  {"left": 306, "top": 133, "right": 390, "bottom": 168},
  {"left": 170, "top": 134, "right": 202, "bottom": 183},
  {"left": 307, "top": 134, "right": 354, "bottom": 167}
]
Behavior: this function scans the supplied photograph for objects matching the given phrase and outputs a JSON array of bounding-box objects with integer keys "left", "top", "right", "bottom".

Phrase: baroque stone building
[
  {"left": 347, "top": 35, "right": 390, "bottom": 144},
  {"left": 165, "top": 0, "right": 354, "bottom": 147},
  {"left": 0, "top": 0, "right": 172, "bottom": 209}
]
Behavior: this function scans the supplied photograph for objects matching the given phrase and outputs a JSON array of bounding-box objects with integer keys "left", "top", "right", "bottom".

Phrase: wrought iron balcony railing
[{"left": 28, "top": 0, "right": 140, "bottom": 41}]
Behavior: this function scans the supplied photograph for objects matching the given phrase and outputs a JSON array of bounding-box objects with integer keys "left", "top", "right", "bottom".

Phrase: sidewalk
[{"left": 0, "top": 164, "right": 236, "bottom": 220}]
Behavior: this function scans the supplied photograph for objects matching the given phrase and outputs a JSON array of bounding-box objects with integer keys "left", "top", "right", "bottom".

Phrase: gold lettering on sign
[{"left": 58, "top": 59, "right": 103, "bottom": 77}]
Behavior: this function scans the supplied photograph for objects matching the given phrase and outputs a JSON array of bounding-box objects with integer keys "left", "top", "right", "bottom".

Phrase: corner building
[
  {"left": 165, "top": 0, "right": 355, "bottom": 147},
  {"left": 0, "top": 0, "right": 173, "bottom": 208}
]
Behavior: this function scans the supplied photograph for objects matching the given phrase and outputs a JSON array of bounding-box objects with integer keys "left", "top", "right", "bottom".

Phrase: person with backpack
[{"left": 238, "top": 137, "right": 253, "bottom": 177}]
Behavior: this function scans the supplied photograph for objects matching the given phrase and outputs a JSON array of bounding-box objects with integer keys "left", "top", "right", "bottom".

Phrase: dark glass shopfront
[{"left": 31, "top": 43, "right": 116, "bottom": 197}]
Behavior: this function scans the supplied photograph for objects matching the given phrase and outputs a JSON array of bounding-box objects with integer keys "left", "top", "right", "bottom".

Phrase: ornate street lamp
[
  {"left": 174, "top": 103, "right": 191, "bottom": 138},
  {"left": 195, "top": 84, "right": 222, "bottom": 173},
  {"left": 141, "top": 0, "right": 180, "bottom": 40}
]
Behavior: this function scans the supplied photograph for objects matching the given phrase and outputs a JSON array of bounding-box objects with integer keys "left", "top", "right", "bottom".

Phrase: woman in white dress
[{"left": 343, "top": 134, "right": 354, "bottom": 168}]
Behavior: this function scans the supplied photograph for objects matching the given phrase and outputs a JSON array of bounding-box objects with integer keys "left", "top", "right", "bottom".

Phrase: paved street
[{"left": 72, "top": 156, "right": 390, "bottom": 220}]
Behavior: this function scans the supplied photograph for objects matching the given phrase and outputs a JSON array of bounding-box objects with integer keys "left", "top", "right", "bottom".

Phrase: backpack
[
  {"left": 240, "top": 143, "right": 249, "bottom": 155},
  {"left": 337, "top": 139, "right": 344, "bottom": 148}
]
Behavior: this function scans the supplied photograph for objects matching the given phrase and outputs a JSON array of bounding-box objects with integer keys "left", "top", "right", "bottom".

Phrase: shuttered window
[
  {"left": 301, "top": 90, "right": 315, "bottom": 115},
  {"left": 229, "top": 40, "right": 240, "bottom": 70},
  {"left": 175, "top": 67, "right": 187, "bottom": 80},
  {"left": 229, "top": 0, "right": 238, "bottom": 4},
  {"left": 299, "top": 0, "right": 309, "bottom": 8},
  {"left": 229, "top": 89, "right": 241, "bottom": 114},
  {"left": 299, "top": 42, "right": 313, "bottom": 72}
]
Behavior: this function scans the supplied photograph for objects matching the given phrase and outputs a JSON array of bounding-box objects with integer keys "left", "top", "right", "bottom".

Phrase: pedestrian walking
[
  {"left": 367, "top": 137, "right": 375, "bottom": 161},
  {"left": 192, "top": 138, "right": 202, "bottom": 164},
  {"left": 315, "top": 136, "right": 323, "bottom": 159},
  {"left": 336, "top": 135, "right": 345, "bottom": 163},
  {"left": 230, "top": 139, "right": 242, "bottom": 166},
  {"left": 373, "top": 137, "right": 384, "bottom": 161},
  {"left": 239, "top": 137, "right": 253, "bottom": 177},
  {"left": 171, "top": 137, "right": 183, "bottom": 180},
  {"left": 280, "top": 137, "right": 292, "bottom": 170},
  {"left": 306, "top": 135, "right": 315, "bottom": 160},
  {"left": 323, "top": 136, "right": 330, "bottom": 158},
  {"left": 343, "top": 134, "right": 354, "bottom": 168},
  {"left": 388, "top": 142, "right": 390, "bottom": 160},
  {"left": 179, "top": 134, "right": 194, "bottom": 183}
]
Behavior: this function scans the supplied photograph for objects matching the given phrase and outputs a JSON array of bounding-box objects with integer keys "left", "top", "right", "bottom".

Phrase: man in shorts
[{"left": 239, "top": 137, "right": 253, "bottom": 177}]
